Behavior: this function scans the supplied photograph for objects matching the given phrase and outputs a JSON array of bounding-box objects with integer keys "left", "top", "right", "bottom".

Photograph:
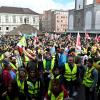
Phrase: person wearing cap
[
  {"left": 83, "top": 58, "right": 98, "bottom": 100},
  {"left": 16, "top": 67, "right": 28, "bottom": 99},
  {"left": 27, "top": 67, "right": 41, "bottom": 100}
]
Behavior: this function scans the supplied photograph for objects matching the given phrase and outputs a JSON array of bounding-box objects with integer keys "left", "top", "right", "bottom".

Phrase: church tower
[{"left": 75, "top": 0, "right": 84, "bottom": 10}]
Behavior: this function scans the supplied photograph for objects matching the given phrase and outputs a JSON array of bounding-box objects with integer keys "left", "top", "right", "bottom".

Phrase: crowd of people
[{"left": 0, "top": 33, "right": 100, "bottom": 100}]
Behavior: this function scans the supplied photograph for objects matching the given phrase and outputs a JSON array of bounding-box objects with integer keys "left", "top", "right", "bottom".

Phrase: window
[
  {"left": 61, "top": 20, "right": 63, "bottom": 22},
  {"left": 79, "top": 5, "right": 81, "bottom": 9},
  {"left": 26, "top": 17, "right": 29, "bottom": 23},
  {"left": 13, "top": 27, "right": 16, "bottom": 29},
  {"left": 5, "top": 16, "right": 9, "bottom": 23},
  {"left": 33, "top": 17, "right": 35, "bottom": 23},
  {"left": 57, "top": 28, "right": 59, "bottom": 31},
  {"left": 57, "top": 20, "right": 59, "bottom": 22},
  {"left": 20, "top": 17, "right": 23, "bottom": 23},
  {"left": 0, "top": 27, "right": 1, "bottom": 30},
  {"left": 13, "top": 16, "right": 16, "bottom": 23},
  {"left": 6, "top": 27, "right": 9, "bottom": 30},
  {"left": 62, "top": 16, "right": 65, "bottom": 18},
  {"left": 57, "top": 16, "right": 59, "bottom": 18}
]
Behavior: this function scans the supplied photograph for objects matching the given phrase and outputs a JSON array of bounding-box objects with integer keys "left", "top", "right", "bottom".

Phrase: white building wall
[
  {"left": 85, "top": 0, "right": 94, "bottom": 5},
  {"left": 0, "top": 13, "right": 39, "bottom": 34}
]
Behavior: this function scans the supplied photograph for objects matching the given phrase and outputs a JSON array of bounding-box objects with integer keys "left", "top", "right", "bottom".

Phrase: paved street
[{"left": 73, "top": 85, "right": 98, "bottom": 100}]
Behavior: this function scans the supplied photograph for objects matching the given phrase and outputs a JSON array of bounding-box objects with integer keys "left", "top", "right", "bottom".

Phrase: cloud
[{"left": 0, "top": 0, "right": 75, "bottom": 13}]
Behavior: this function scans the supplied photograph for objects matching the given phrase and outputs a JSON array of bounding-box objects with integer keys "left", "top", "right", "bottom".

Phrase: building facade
[
  {"left": 68, "top": 0, "right": 100, "bottom": 33},
  {"left": 0, "top": 6, "right": 39, "bottom": 35},
  {"left": 40, "top": 10, "right": 68, "bottom": 33}
]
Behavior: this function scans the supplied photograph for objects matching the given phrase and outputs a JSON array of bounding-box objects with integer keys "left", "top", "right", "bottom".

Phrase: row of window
[
  {"left": 0, "top": 16, "right": 36, "bottom": 23},
  {"left": 57, "top": 20, "right": 64, "bottom": 22},
  {"left": 57, "top": 28, "right": 66, "bottom": 31},
  {"left": 0, "top": 26, "right": 16, "bottom": 31},
  {"left": 56, "top": 16, "right": 67, "bottom": 19},
  {"left": 54, "top": 11, "right": 67, "bottom": 15}
]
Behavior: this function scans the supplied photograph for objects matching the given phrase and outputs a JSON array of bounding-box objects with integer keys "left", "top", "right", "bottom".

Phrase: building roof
[
  {"left": 7, "top": 24, "right": 42, "bottom": 35},
  {"left": 0, "top": 6, "right": 39, "bottom": 15}
]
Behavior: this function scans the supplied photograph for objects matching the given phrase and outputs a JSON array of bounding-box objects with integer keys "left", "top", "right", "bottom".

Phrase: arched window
[
  {"left": 85, "top": 11, "right": 92, "bottom": 30},
  {"left": 95, "top": 11, "right": 100, "bottom": 29},
  {"left": 69, "top": 15, "right": 74, "bottom": 30}
]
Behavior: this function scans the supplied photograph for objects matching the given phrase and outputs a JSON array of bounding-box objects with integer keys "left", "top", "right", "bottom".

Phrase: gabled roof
[
  {"left": 7, "top": 24, "right": 42, "bottom": 35},
  {"left": 0, "top": 6, "right": 39, "bottom": 15}
]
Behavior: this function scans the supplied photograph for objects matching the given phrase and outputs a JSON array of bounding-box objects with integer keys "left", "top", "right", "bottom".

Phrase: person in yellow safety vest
[
  {"left": 44, "top": 79, "right": 68, "bottom": 100},
  {"left": 27, "top": 66, "right": 41, "bottom": 100},
  {"left": 43, "top": 52, "right": 55, "bottom": 94},
  {"left": 16, "top": 67, "right": 28, "bottom": 100},
  {"left": 0, "top": 54, "right": 5, "bottom": 69},
  {"left": 83, "top": 58, "right": 98, "bottom": 100},
  {"left": 87, "top": 47, "right": 92, "bottom": 58},
  {"left": 24, "top": 54, "right": 30, "bottom": 67},
  {"left": 14, "top": 50, "right": 23, "bottom": 69},
  {"left": 9, "top": 57, "right": 17, "bottom": 71},
  {"left": 0, "top": 53, "right": 4, "bottom": 62},
  {"left": 96, "top": 60, "right": 100, "bottom": 100},
  {"left": 63, "top": 56, "right": 79, "bottom": 97},
  {"left": 43, "top": 52, "right": 55, "bottom": 72},
  {"left": 51, "top": 67, "right": 61, "bottom": 80},
  {"left": 93, "top": 57, "right": 100, "bottom": 100}
]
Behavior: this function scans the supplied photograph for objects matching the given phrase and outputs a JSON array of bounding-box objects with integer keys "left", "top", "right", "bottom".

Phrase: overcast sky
[{"left": 0, "top": 0, "right": 75, "bottom": 13}]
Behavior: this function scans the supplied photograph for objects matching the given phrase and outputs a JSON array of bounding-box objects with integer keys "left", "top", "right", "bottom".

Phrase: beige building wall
[
  {"left": 40, "top": 10, "right": 68, "bottom": 33},
  {"left": 55, "top": 10, "right": 68, "bottom": 33}
]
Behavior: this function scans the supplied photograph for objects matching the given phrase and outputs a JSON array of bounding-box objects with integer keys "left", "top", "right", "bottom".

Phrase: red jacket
[{"left": 2, "top": 69, "right": 12, "bottom": 87}]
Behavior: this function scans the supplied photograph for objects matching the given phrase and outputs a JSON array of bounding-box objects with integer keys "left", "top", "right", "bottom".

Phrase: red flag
[
  {"left": 68, "top": 33, "right": 71, "bottom": 40},
  {"left": 45, "top": 32, "right": 49, "bottom": 37},
  {"left": 76, "top": 32, "right": 81, "bottom": 50},
  {"left": 95, "top": 34, "right": 98, "bottom": 42},
  {"left": 85, "top": 32, "right": 91, "bottom": 40},
  {"left": 33, "top": 35, "right": 38, "bottom": 47},
  {"left": 97, "top": 36, "right": 100, "bottom": 42}
]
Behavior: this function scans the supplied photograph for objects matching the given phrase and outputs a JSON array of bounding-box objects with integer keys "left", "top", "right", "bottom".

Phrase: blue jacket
[{"left": 58, "top": 53, "right": 66, "bottom": 67}]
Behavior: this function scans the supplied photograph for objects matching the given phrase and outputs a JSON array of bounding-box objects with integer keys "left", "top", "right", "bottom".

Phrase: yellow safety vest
[
  {"left": 0, "top": 54, "right": 4, "bottom": 61},
  {"left": 88, "top": 51, "right": 92, "bottom": 58},
  {"left": 43, "top": 58, "right": 55, "bottom": 71},
  {"left": 27, "top": 81, "right": 40, "bottom": 95},
  {"left": 17, "top": 79, "right": 25, "bottom": 93},
  {"left": 97, "top": 60, "right": 100, "bottom": 65},
  {"left": 83, "top": 67, "right": 95, "bottom": 87},
  {"left": 48, "top": 90, "right": 64, "bottom": 100},
  {"left": 10, "top": 62, "right": 17, "bottom": 70},
  {"left": 24, "top": 55, "right": 30, "bottom": 64},
  {"left": 64, "top": 63, "right": 77, "bottom": 81},
  {"left": 0, "top": 54, "right": 4, "bottom": 69}
]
